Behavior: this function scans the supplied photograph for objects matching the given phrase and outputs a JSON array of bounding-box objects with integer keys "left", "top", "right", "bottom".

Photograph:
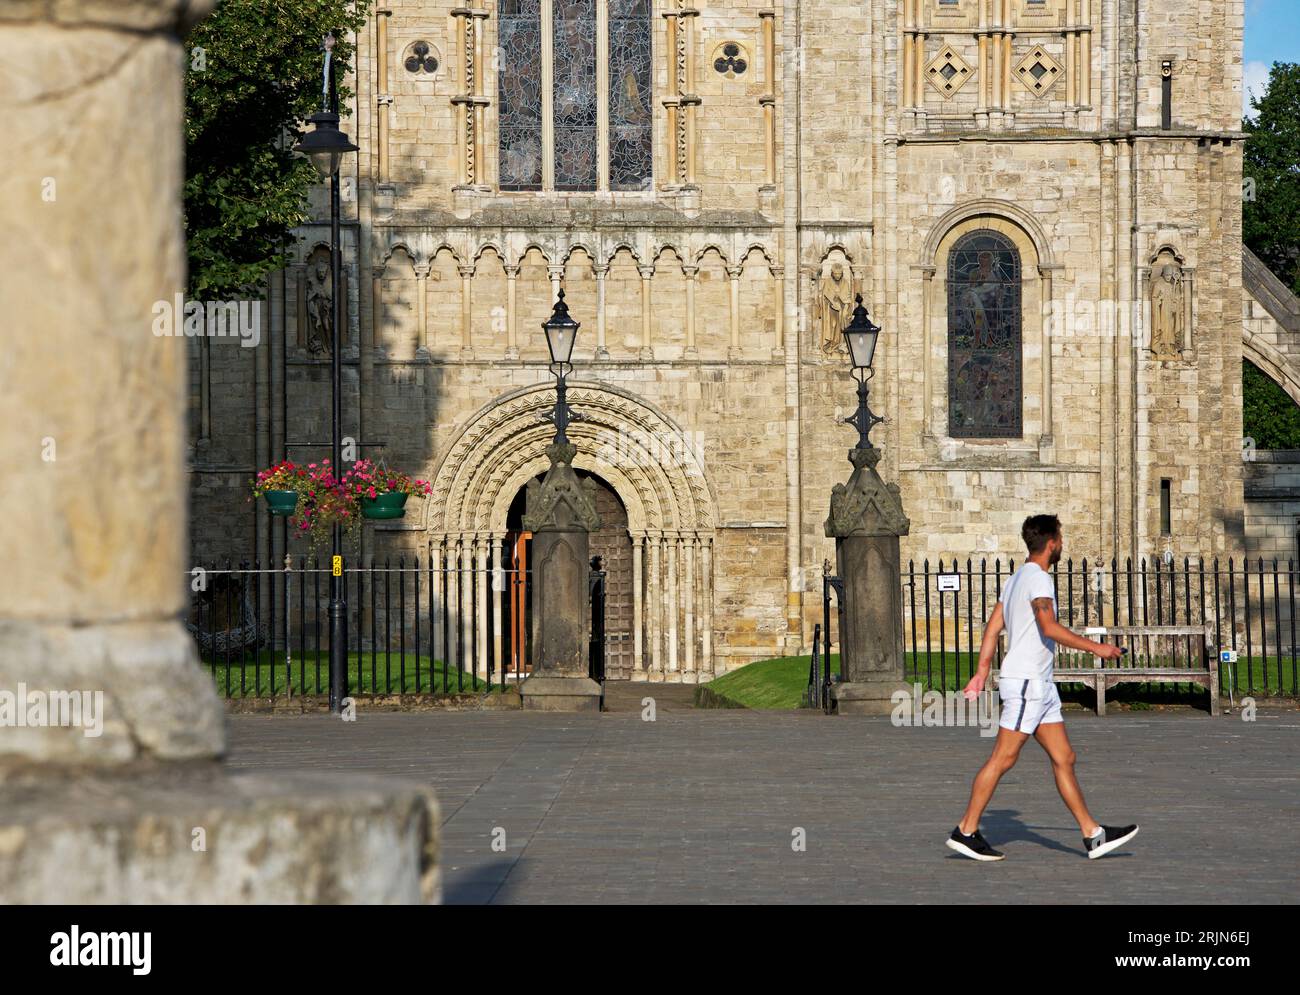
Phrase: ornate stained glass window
[
  {"left": 498, "top": 0, "right": 543, "bottom": 191},
  {"left": 947, "top": 230, "right": 1023, "bottom": 438},
  {"left": 497, "top": 0, "right": 651, "bottom": 192},
  {"left": 552, "top": 0, "right": 598, "bottom": 190},
  {"left": 608, "top": 0, "right": 652, "bottom": 190}
]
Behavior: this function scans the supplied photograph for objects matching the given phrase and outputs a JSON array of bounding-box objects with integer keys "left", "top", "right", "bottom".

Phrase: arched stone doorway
[
  {"left": 506, "top": 471, "right": 634, "bottom": 677},
  {"left": 423, "top": 382, "right": 718, "bottom": 681}
]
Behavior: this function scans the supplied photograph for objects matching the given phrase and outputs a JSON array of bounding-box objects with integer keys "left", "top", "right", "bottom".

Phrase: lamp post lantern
[
  {"left": 293, "top": 33, "right": 358, "bottom": 715},
  {"left": 824, "top": 296, "right": 912, "bottom": 715},
  {"left": 841, "top": 295, "right": 884, "bottom": 452},
  {"left": 542, "top": 289, "right": 580, "bottom": 446}
]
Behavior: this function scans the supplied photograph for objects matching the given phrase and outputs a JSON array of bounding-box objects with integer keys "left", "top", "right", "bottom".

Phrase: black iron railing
[
  {"left": 900, "top": 556, "right": 1300, "bottom": 696},
  {"left": 188, "top": 558, "right": 527, "bottom": 698}
]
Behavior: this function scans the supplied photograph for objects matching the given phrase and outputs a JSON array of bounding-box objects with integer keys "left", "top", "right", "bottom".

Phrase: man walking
[{"left": 946, "top": 514, "right": 1139, "bottom": 862}]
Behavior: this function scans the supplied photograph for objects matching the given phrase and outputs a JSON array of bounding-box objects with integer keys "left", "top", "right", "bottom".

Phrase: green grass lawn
[
  {"left": 1216, "top": 657, "right": 1300, "bottom": 694},
  {"left": 199, "top": 651, "right": 510, "bottom": 698},
  {"left": 697, "top": 651, "right": 1297, "bottom": 711},
  {"left": 699, "top": 655, "right": 828, "bottom": 709}
]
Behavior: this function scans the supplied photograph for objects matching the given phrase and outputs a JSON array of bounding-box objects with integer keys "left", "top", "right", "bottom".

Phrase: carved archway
[
  {"left": 426, "top": 381, "right": 715, "bottom": 533},
  {"left": 424, "top": 381, "right": 718, "bottom": 681}
]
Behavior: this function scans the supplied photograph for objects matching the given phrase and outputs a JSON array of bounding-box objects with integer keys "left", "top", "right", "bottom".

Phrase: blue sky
[{"left": 1244, "top": 0, "right": 1299, "bottom": 117}]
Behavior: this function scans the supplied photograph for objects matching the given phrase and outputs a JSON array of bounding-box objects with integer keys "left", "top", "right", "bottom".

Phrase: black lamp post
[
  {"left": 542, "top": 289, "right": 580, "bottom": 444},
  {"left": 518, "top": 291, "right": 602, "bottom": 711},
  {"left": 841, "top": 294, "right": 883, "bottom": 450},
  {"left": 293, "top": 33, "right": 358, "bottom": 714},
  {"left": 823, "top": 294, "right": 911, "bottom": 716}
]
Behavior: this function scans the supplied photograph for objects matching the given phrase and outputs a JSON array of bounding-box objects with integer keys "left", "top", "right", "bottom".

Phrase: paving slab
[{"left": 224, "top": 702, "right": 1300, "bottom": 904}]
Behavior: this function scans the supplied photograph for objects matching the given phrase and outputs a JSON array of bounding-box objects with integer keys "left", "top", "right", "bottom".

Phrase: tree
[
  {"left": 184, "top": 0, "right": 371, "bottom": 299},
  {"left": 1243, "top": 360, "right": 1300, "bottom": 450},
  {"left": 1243, "top": 63, "right": 1300, "bottom": 297}
]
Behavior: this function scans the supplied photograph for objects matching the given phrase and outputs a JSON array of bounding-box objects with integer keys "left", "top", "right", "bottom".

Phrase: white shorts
[{"left": 998, "top": 678, "right": 1063, "bottom": 734}]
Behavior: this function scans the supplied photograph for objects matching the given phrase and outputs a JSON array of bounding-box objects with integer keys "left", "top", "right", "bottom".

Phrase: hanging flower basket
[
  {"left": 252, "top": 462, "right": 307, "bottom": 516},
  {"left": 361, "top": 492, "right": 409, "bottom": 519},
  {"left": 250, "top": 459, "right": 358, "bottom": 553},
  {"left": 345, "top": 459, "right": 432, "bottom": 522},
  {"left": 263, "top": 489, "right": 299, "bottom": 516},
  {"left": 251, "top": 459, "right": 430, "bottom": 544}
]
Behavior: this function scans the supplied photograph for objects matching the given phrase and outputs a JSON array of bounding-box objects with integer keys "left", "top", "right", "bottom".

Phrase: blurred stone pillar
[
  {"left": 0, "top": 0, "right": 225, "bottom": 764},
  {"left": 0, "top": 0, "right": 439, "bottom": 904}
]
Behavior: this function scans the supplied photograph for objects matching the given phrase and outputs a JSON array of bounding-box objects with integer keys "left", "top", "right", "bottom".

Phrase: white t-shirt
[{"left": 998, "top": 562, "right": 1057, "bottom": 682}]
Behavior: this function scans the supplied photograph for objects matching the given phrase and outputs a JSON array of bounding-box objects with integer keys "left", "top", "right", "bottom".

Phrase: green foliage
[
  {"left": 1243, "top": 360, "right": 1300, "bottom": 449},
  {"left": 184, "top": 0, "right": 371, "bottom": 299},
  {"left": 1244, "top": 63, "right": 1300, "bottom": 297}
]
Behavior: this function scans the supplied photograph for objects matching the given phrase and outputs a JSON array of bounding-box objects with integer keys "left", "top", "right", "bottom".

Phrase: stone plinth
[
  {"left": 520, "top": 442, "right": 602, "bottom": 711},
  {"left": 0, "top": 766, "right": 440, "bottom": 904},
  {"left": 826, "top": 446, "right": 912, "bottom": 715}
]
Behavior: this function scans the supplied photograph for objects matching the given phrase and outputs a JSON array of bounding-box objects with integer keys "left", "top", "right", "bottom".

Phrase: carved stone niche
[
  {"left": 296, "top": 245, "right": 349, "bottom": 356},
  {"left": 1144, "top": 246, "right": 1193, "bottom": 362},
  {"left": 812, "top": 248, "right": 855, "bottom": 358}
]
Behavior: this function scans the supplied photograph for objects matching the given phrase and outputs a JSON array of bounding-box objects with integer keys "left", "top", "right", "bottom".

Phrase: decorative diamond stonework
[
  {"left": 925, "top": 46, "right": 974, "bottom": 99},
  {"left": 1015, "top": 46, "right": 1064, "bottom": 97}
]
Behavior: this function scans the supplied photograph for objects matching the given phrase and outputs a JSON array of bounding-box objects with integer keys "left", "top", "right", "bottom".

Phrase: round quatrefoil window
[
  {"left": 713, "top": 42, "right": 748, "bottom": 79},
  {"left": 404, "top": 40, "right": 439, "bottom": 76}
]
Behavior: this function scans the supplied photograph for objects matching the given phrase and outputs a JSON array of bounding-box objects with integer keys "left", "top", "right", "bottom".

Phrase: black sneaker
[
  {"left": 1084, "top": 824, "right": 1139, "bottom": 859},
  {"left": 946, "top": 826, "right": 1005, "bottom": 861}
]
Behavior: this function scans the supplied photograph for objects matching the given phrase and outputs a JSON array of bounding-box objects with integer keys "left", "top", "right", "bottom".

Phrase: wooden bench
[{"left": 1050, "top": 625, "right": 1219, "bottom": 717}]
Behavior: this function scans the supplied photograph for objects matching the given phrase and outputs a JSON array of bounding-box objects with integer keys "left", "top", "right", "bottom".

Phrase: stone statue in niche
[
  {"left": 305, "top": 253, "right": 333, "bottom": 356},
  {"left": 816, "top": 260, "right": 854, "bottom": 355},
  {"left": 1149, "top": 258, "right": 1186, "bottom": 359}
]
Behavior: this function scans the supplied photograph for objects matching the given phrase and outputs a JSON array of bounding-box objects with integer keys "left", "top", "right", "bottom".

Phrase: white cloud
[{"left": 1243, "top": 60, "right": 1271, "bottom": 120}]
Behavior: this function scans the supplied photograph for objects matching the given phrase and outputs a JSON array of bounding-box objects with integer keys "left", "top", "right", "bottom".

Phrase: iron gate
[
  {"left": 589, "top": 556, "right": 607, "bottom": 709},
  {"left": 810, "top": 559, "right": 844, "bottom": 713}
]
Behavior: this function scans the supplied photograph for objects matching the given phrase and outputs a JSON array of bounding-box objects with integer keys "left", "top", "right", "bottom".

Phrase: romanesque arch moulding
[
  {"left": 918, "top": 198, "right": 1057, "bottom": 269},
  {"left": 421, "top": 381, "right": 721, "bottom": 680},
  {"left": 425, "top": 380, "right": 716, "bottom": 533}
]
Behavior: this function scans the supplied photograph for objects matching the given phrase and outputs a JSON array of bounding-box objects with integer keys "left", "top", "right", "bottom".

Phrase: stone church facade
[{"left": 189, "top": 0, "right": 1250, "bottom": 680}]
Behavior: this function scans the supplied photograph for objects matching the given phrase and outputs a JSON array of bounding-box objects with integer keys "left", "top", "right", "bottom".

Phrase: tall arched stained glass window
[
  {"left": 947, "top": 230, "right": 1022, "bottom": 438},
  {"left": 608, "top": 0, "right": 652, "bottom": 190},
  {"left": 498, "top": 0, "right": 543, "bottom": 191},
  {"left": 497, "top": 0, "right": 652, "bottom": 192},
  {"left": 552, "top": 0, "right": 597, "bottom": 189}
]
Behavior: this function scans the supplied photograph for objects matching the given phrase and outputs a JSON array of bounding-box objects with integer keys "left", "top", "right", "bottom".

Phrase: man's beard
[{"left": 1048, "top": 545, "right": 1062, "bottom": 566}]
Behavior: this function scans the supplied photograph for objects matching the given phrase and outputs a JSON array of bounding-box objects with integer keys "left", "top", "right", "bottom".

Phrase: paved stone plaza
[{"left": 224, "top": 696, "right": 1299, "bottom": 904}]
